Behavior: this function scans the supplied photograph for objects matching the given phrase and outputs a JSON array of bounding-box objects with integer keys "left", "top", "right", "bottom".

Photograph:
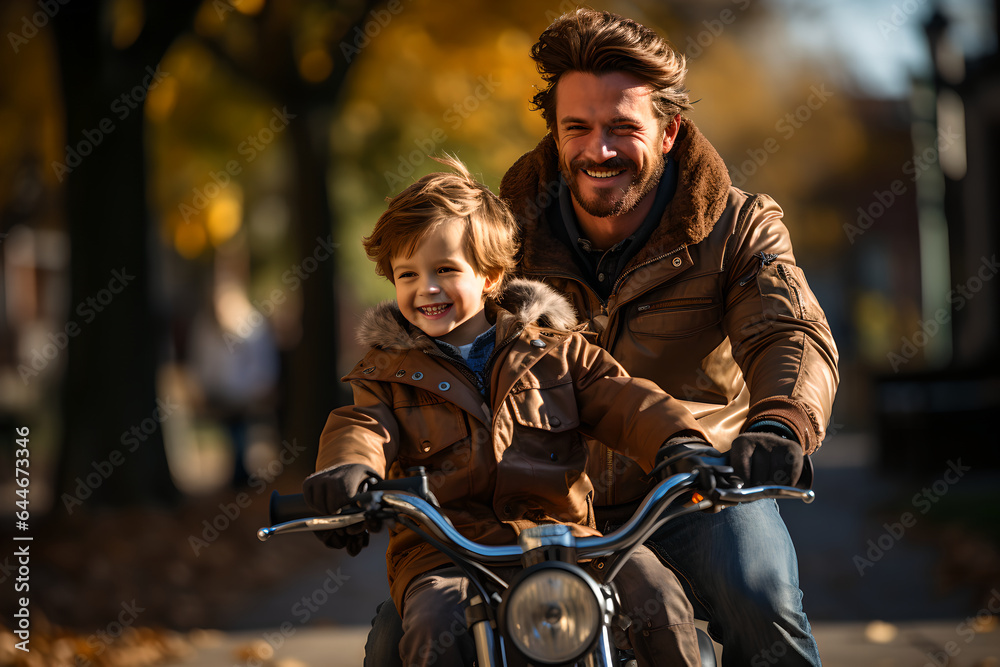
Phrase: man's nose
[{"left": 584, "top": 131, "right": 617, "bottom": 163}]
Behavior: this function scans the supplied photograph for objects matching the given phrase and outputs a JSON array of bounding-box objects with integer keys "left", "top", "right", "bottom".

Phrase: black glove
[
  {"left": 303, "top": 464, "right": 380, "bottom": 556},
  {"left": 729, "top": 431, "right": 803, "bottom": 487},
  {"left": 652, "top": 432, "right": 721, "bottom": 480}
]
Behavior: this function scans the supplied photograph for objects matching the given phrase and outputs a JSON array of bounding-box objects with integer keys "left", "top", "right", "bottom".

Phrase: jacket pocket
[
  {"left": 500, "top": 381, "right": 590, "bottom": 526},
  {"left": 509, "top": 380, "right": 580, "bottom": 432},
  {"left": 394, "top": 396, "right": 469, "bottom": 457},
  {"left": 393, "top": 397, "right": 472, "bottom": 504},
  {"left": 628, "top": 297, "right": 723, "bottom": 338},
  {"left": 757, "top": 263, "right": 824, "bottom": 322}
]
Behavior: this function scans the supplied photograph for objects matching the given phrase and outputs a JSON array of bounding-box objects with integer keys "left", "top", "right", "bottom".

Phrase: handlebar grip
[
  {"left": 796, "top": 455, "right": 815, "bottom": 490},
  {"left": 269, "top": 492, "right": 314, "bottom": 525}
]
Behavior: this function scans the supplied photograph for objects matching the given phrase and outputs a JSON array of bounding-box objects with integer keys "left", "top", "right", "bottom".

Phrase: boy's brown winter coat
[{"left": 315, "top": 279, "right": 704, "bottom": 610}]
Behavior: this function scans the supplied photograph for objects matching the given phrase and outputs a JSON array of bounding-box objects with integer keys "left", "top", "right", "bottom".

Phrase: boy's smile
[
  {"left": 391, "top": 218, "right": 496, "bottom": 346},
  {"left": 417, "top": 303, "right": 452, "bottom": 318}
]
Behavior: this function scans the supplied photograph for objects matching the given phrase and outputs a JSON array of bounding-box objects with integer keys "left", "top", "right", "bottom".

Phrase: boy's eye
[
  {"left": 397, "top": 271, "right": 416, "bottom": 279},
  {"left": 438, "top": 267, "right": 457, "bottom": 274}
]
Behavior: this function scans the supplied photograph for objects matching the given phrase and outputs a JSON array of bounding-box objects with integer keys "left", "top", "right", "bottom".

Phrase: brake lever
[
  {"left": 708, "top": 485, "right": 815, "bottom": 506},
  {"left": 257, "top": 508, "right": 367, "bottom": 541}
]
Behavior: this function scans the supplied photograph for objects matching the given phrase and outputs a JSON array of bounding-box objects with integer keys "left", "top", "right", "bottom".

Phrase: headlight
[{"left": 500, "top": 562, "right": 602, "bottom": 664}]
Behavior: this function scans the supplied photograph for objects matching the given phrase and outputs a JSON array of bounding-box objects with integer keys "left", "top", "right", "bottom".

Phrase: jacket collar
[
  {"left": 500, "top": 117, "right": 732, "bottom": 275},
  {"left": 355, "top": 278, "right": 578, "bottom": 352}
]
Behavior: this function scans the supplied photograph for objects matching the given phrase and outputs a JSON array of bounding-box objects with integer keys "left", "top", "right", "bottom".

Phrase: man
[
  {"left": 364, "top": 8, "right": 838, "bottom": 666},
  {"left": 500, "top": 8, "right": 838, "bottom": 666}
]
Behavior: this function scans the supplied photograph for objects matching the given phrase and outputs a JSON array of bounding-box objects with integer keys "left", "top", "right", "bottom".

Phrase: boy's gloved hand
[
  {"left": 652, "top": 432, "right": 720, "bottom": 480},
  {"left": 729, "top": 432, "right": 803, "bottom": 487},
  {"left": 303, "top": 464, "right": 381, "bottom": 556}
]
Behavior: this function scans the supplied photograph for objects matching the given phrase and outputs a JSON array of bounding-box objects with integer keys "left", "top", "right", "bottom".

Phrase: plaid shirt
[{"left": 434, "top": 325, "right": 497, "bottom": 396}]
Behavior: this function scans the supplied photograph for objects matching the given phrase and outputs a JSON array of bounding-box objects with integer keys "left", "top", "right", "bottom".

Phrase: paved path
[{"left": 162, "top": 621, "right": 1000, "bottom": 666}]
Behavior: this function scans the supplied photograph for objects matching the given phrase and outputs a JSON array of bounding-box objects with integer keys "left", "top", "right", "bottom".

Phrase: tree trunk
[
  {"left": 282, "top": 107, "right": 343, "bottom": 474},
  {"left": 50, "top": 3, "right": 198, "bottom": 509}
]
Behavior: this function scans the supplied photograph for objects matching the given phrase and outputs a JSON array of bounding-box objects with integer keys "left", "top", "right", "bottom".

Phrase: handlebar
[{"left": 257, "top": 468, "right": 814, "bottom": 563}]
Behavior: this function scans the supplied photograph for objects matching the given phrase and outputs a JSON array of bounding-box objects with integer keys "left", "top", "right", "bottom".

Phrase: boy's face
[{"left": 391, "top": 218, "right": 496, "bottom": 346}]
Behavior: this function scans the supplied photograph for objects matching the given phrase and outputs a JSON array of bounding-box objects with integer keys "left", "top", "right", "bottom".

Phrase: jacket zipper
[
  {"left": 605, "top": 448, "right": 615, "bottom": 505},
  {"left": 483, "top": 324, "right": 525, "bottom": 386},
  {"left": 636, "top": 296, "right": 714, "bottom": 313},
  {"left": 525, "top": 270, "right": 608, "bottom": 320},
  {"left": 602, "top": 246, "right": 687, "bottom": 357},
  {"left": 737, "top": 251, "right": 779, "bottom": 286},
  {"left": 777, "top": 264, "right": 806, "bottom": 316},
  {"left": 424, "top": 347, "right": 481, "bottom": 390},
  {"left": 597, "top": 246, "right": 687, "bottom": 503}
]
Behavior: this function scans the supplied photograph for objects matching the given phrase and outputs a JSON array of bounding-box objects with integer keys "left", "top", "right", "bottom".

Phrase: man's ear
[{"left": 662, "top": 114, "right": 682, "bottom": 153}]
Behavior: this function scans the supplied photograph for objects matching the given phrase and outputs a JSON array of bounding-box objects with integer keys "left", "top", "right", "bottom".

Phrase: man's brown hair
[
  {"left": 363, "top": 155, "right": 519, "bottom": 299},
  {"left": 530, "top": 8, "right": 693, "bottom": 130}
]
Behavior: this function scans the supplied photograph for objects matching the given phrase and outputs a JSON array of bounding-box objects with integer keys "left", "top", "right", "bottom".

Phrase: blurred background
[{"left": 0, "top": 0, "right": 998, "bottom": 665}]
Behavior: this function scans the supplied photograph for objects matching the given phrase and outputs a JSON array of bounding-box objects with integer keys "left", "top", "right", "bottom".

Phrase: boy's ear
[{"left": 483, "top": 271, "right": 504, "bottom": 297}]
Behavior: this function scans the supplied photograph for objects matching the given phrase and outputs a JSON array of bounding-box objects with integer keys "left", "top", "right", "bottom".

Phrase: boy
[{"left": 304, "top": 156, "right": 706, "bottom": 666}]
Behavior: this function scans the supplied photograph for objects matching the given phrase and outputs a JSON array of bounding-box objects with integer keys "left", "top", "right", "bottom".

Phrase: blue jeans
[
  {"left": 364, "top": 500, "right": 820, "bottom": 666},
  {"left": 645, "top": 499, "right": 820, "bottom": 667}
]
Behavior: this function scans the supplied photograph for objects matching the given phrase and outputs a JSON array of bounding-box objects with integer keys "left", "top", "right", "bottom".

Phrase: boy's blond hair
[{"left": 363, "top": 155, "right": 519, "bottom": 299}]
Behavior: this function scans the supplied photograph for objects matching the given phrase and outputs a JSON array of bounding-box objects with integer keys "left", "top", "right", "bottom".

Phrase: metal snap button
[
  {"left": 530, "top": 339, "right": 546, "bottom": 347},
  {"left": 411, "top": 372, "right": 423, "bottom": 380},
  {"left": 395, "top": 369, "right": 406, "bottom": 377},
  {"left": 421, "top": 441, "right": 432, "bottom": 453},
  {"left": 549, "top": 417, "right": 561, "bottom": 427},
  {"left": 438, "top": 381, "right": 450, "bottom": 391},
  {"left": 672, "top": 257, "right": 683, "bottom": 267}
]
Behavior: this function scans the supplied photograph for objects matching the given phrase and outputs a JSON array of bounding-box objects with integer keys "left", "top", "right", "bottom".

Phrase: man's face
[{"left": 554, "top": 71, "right": 669, "bottom": 219}]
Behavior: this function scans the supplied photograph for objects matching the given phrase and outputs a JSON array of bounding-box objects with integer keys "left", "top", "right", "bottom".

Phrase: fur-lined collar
[
  {"left": 500, "top": 117, "right": 732, "bottom": 273},
  {"left": 355, "top": 278, "right": 577, "bottom": 351}
]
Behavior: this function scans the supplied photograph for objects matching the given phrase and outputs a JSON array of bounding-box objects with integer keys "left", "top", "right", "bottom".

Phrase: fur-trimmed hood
[
  {"left": 355, "top": 278, "right": 577, "bottom": 351},
  {"left": 499, "top": 117, "right": 732, "bottom": 273}
]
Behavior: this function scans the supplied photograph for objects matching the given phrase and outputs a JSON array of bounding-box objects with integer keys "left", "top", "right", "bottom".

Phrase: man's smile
[{"left": 582, "top": 167, "right": 627, "bottom": 179}]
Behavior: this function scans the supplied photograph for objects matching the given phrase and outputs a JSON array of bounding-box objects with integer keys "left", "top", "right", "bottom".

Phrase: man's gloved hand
[
  {"left": 729, "top": 432, "right": 803, "bottom": 487},
  {"left": 303, "top": 464, "right": 381, "bottom": 556}
]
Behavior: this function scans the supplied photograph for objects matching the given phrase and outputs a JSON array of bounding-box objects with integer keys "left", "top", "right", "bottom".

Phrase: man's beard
[{"left": 560, "top": 152, "right": 665, "bottom": 219}]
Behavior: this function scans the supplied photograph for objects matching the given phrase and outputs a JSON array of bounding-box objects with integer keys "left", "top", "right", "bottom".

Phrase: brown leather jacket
[
  {"left": 315, "top": 280, "right": 705, "bottom": 610},
  {"left": 500, "top": 119, "right": 839, "bottom": 505}
]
